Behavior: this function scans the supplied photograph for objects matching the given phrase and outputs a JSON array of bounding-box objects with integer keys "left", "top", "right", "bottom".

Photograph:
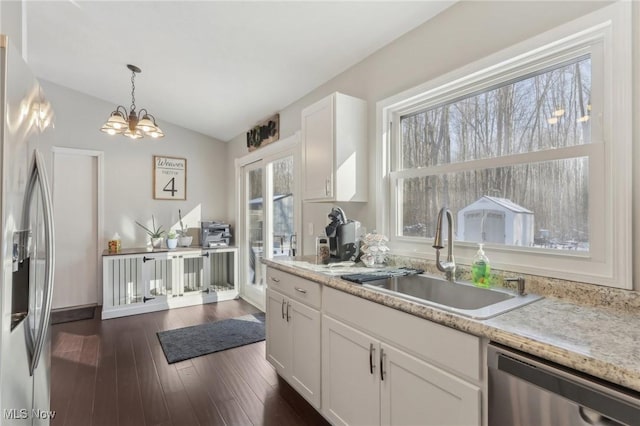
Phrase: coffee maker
[{"left": 325, "top": 207, "right": 360, "bottom": 262}]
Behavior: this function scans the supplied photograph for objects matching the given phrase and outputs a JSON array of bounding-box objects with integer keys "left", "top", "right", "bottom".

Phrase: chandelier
[{"left": 100, "top": 64, "right": 164, "bottom": 139}]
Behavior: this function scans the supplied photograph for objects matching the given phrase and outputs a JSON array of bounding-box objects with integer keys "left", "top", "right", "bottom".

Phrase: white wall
[
  {"left": 0, "top": 1, "right": 23, "bottom": 58},
  {"left": 37, "top": 81, "right": 229, "bottom": 249},
  {"left": 226, "top": 1, "right": 613, "bottom": 257}
]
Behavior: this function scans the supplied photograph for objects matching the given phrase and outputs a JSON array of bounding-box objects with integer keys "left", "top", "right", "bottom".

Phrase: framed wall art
[{"left": 153, "top": 155, "right": 187, "bottom": 200}]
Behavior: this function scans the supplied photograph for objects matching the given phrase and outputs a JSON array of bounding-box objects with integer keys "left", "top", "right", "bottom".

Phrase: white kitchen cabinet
[
  {"left": 322, "top": 286, "right": 482, "bottom": 426},
  {"left": 265, "top": 268, "right": 321, "bottom": 408},
  {"left": 380, "top": 343, "right": 480, "bottom": 426},
  {"left": 322, "top": 315, "right": 381, "bottom": 426},
  {"left": 301, "top": 92, "right": 367, "bottom": 202},
  {"left": 102, "top": 247, "right": 238, "bottom": 319}
]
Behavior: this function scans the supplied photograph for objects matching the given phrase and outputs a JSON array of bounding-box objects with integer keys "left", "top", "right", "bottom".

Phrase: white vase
[
  {"left": 178, "top": 235, "right": 193, "bottom": 247},
  {"left": 166, "top": 238, "right": 178, "bottom": 249},
  {"left": 151, "top": 237, "right": 163, "bottom": 249}
]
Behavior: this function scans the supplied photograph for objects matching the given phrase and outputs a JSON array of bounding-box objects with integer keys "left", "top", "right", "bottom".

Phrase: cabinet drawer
[
  {"left": 267, "top": 268, "right": 321, "bottom": 309},
  {"left": 323, "top": 287, "right": 481, "bottom": 382}
]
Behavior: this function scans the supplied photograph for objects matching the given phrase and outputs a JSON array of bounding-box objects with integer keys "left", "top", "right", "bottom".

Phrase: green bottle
[{"left": 471, "top": 243, "right": 491, "bottom": 288}]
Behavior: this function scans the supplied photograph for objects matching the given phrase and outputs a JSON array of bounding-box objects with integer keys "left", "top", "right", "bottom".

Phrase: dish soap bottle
[{"left": 471, "top": 243, "right": 490, "bottom": 288}]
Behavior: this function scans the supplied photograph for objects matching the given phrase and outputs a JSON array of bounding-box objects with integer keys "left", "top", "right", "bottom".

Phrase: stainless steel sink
[{"left": 363, "top": 274, "right": 542, "bottom": 319}]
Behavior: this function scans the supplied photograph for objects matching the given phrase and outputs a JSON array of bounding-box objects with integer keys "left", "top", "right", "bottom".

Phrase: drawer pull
[
  {"left": 286, "top": 301, "right": 291, "bottom": 322},
  {"left": 281, "top": 299, "right": 286, "bottom": 319},
  {"left": 294, "top": 287, "right": 307, "bottom": 294},
  {"left": 380, "top": 348, "right": 386, "bottom": 381},
  {"left": 270, "top": 277, "right": 281, "bottom": 283},
  {"left": 369, "top": 343, "right": 376, "bottom": 374}
]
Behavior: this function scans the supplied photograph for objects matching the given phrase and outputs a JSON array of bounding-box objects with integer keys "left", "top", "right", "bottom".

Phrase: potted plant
[
  {"left": 136, "top": 215, "right": 165, "bottom": 249},
  {"left": 166, "top": 230, "right": 178, "bottom": 249},
  {"left": 177, "top": 209, "right": 193, "bottom": 247}
]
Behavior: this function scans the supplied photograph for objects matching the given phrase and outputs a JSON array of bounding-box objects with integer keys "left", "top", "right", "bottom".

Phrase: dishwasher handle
[{"left": 489, "top": 344, "right": 640, "bottom": 426}]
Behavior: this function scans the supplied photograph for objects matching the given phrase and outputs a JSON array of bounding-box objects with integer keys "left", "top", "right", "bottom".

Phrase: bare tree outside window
[{"left": 399, "top": 57, "right": 591, "bottom": 251}]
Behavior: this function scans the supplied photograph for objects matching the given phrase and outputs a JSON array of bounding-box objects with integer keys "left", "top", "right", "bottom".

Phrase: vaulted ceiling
[{"left": 25, "top": 1, "right": 455, "bottom": 141}]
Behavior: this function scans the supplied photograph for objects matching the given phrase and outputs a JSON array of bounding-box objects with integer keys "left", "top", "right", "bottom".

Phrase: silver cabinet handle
[
  {"left": 281, "top": 299, "right": 286, "bottom": 319},
  {"left": 380, "top": 348, "right": 386, "bottom": 381},
  {"left": 325, "top": 177, "right": 331, "bottom": 196},
  {"left": 294, "top": 287, "right": 307, "bottom": 294},
  {"left": 270, "top": 276, "right": 281, "bottom": 283},
  {"left": 369, "top": 343, "right": 376, "bottom": 374},
  {"left": 286, "top": 301, "right": 291, "bottom": 322}
]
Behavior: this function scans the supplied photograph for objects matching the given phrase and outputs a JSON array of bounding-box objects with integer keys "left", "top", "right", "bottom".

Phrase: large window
[
  {"left": 379, "top": 4, "right": 631, "bottom": 288},
  {"left": 398, "top": 57, "right": 592, "bottom": 251}
]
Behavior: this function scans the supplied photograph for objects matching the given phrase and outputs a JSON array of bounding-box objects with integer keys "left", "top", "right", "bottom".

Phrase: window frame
[{"left": 376, "top": 3, "right": 632, "bottom": 289}]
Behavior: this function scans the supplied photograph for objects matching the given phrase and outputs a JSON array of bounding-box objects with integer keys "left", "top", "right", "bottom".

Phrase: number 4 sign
[{"left": 153, "top": 156, "right": 187, "bottom": 200}]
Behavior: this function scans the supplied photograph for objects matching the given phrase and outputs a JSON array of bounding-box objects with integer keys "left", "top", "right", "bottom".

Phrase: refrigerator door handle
[{"left": 24, "top": 150, "right": 55, "bottom": 376}]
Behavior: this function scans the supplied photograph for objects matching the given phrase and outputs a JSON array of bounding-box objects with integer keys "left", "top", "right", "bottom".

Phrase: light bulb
[
  {"left": 113, "top": 123, "right": 123, "bottom": 130},
  {"left": 107, "top": 129, "right": 116, "bottom": 135}
]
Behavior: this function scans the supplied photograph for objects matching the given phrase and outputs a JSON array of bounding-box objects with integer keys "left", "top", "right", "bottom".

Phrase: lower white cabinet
[
  {"left": 380, "top": 341, "right": 480, "bottom": 426},
  {"left": 265, "top": 269, "right": 321, "bottom": 409},
  {"left": 322, "top": 287, "right": 482, "bottom": 426},
  {"left": 263, "top": 269, "right": 483, "bottom": 425},
  {"left": 102, "top": 247, "right": 238, "bottom": 319},
  {"left": 322, "top": 315, "right": 381, "bottom": 426}
]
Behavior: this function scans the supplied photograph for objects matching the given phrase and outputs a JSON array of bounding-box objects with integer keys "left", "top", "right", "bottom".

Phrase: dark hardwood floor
[{"left": 50, "top": 299, "right": 329, "bottom": 426}]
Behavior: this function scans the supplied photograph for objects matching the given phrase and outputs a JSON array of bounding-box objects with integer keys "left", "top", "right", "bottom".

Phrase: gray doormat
[
  {"left": 157, "top": 312, "right": 265, "bottom": 364},
  {"left": 51, "top": 306, "right": 96, "bottom": 325}
]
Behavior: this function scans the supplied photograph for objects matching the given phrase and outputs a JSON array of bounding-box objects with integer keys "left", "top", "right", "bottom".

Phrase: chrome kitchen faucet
[{"left": 433, "top": 207, "right": 456, "bottom": 282}]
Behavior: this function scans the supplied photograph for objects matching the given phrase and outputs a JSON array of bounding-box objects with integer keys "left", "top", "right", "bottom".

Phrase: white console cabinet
[
  {"left": 102, "top": 247, "right": 238, "bottom": 319},
  {"left": 301, "top": 92, "right": 367, "bottom": 202}
]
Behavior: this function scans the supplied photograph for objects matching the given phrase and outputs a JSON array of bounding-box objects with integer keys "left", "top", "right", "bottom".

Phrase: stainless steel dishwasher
[{"left": 488, "top": 343, "right": 640, "bottom": 426}]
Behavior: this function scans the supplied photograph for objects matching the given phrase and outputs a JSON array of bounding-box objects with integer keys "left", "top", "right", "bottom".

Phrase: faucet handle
[{"left": 504, "top": 277, "right": 526, "bottom": 296}]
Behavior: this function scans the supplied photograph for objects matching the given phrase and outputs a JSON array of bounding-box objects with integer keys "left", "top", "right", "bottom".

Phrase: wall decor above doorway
[
  {"left": 153, "top": 155, "right": 187, "bottom": 200},
  {"left": 247, "top": 114, "right": 279, "bottom": 151}
]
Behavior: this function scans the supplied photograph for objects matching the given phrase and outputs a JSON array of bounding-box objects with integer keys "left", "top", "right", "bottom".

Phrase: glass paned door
[
  {"left": 244, "top": 162, "right": 265, "bottom": 305},
  {"left": 240, "top": 149, "right": 298, "bottom": 310},
  {"left": 269, "top": 156, "right": 295, "bottom": 258}
]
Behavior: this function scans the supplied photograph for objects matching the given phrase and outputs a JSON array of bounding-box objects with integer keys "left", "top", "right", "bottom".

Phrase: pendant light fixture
[{"left": 100, "top": 64, "right": 164, "bottom": 139}]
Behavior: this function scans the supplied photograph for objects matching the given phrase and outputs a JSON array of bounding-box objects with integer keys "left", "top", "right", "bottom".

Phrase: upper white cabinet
[{"left": 301, "top": 92, "right": 367, "bottom": 202}]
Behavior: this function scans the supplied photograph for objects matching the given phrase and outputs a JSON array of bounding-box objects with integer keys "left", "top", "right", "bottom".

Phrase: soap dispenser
[{"left": 471, "top": 243, "right": 490, "bottom": 288}]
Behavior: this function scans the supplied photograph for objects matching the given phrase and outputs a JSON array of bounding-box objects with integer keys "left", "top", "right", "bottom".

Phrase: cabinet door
[
  {"left": 302, "top": 95, "right": 333, "bottom": 200},
  {"left": 104, "top": 256, "right": 144, "bottom": 307},
  {"left": 180, "top": 253, "right": 205, "bottom": 296},
  {"left": 143, "top": 254, "right": 171, "bottom": 300},
  {"left": 380, "top": 343, "right": 481, "bottom": 426},
  {"left": 289, "top": 298, "right": 321, "bottom": 409},
  {"left": 266, "top": 289, "right": 291, "bottom": 374},
  {"left": 203, "top": 249, "right": 236, "bottom": 293},
  {"left": 322, "top": 315, "right": 380, "bottom": 426}
]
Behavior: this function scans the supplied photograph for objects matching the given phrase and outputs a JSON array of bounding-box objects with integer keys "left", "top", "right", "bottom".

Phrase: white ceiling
[{"left": 25, "top": 1, "right": 455, "bottom": 142}]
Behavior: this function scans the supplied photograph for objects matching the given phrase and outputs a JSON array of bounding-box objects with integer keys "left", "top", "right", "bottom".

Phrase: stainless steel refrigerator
[{"left": 0, "top": 35, "right": 56, "bottom": 425}]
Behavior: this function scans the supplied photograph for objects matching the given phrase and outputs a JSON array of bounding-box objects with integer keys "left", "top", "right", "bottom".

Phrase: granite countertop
[{"left": 262, "top": 256, "right": 640, "bottom": 393}]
